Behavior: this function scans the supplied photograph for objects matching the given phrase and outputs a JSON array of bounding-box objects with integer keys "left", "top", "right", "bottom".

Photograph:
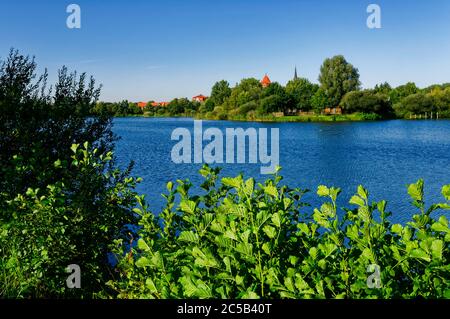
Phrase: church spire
[{"left": 294, "top": 66, "right": 298, "bottom": 80}]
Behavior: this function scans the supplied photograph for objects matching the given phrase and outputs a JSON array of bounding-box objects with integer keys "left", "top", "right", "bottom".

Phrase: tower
[
  {"left": 294, "top": 66, "right": 298, "bottom": 80},
  {"left": 261, "top": 74, "right": 271, "bottom": 88}
]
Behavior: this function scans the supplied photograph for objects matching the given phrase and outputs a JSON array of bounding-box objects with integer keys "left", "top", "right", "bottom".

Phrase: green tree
[
  {"left": 311, "top": 88, "right": 329, "bottom": 113},
  {"left": 285, "top": 78, "right": 319, "bottom": 111},
  {"left": 225, "top": 78, "right": 262, "bottom": 110},
  {"left": 0, "top": 49, "right": 138, "bottom": 297},
  {"left": 390, "top": 82, "right": 419, "bottom": 105},
  {"left": 374, "top": 82, "right": 392, "bottom": 95},
  {"left": 396, "top": 92, "right": 434, "bottom": 116},
  {"left": 209, "top": 80, "right": 231, "bottom": 107},
  {"left": 341, "top": 90, "right": 393, "bottom": 117},
  {"left": 257, "top": 95, "right": 284, "bottom": 114},
  {"left": 318, "top": 55, "right": 360, "bottom": 107}
]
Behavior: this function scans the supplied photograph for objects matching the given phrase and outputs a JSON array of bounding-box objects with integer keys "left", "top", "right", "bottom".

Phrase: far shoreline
[{"left": 111, "top": 113, "right": 450, "bottom": 124}]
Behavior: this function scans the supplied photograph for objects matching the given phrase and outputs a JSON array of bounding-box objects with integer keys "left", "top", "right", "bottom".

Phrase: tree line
[{"left": 98, "top": 55, "right": 450, "bottom": 120}]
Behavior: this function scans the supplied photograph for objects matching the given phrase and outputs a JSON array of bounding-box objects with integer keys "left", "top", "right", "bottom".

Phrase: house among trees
[
  {"left": 323, "top": 107, "right": 343, "bottom": 115},
  {"left": 137, "top": 101, "right": 169, "bottom": 109},
  {"left": 261, "top": 74, "right": 271, "bottom": 88},
  {"left": 192, "top": 94, "right": 208, "bottom": 102}
]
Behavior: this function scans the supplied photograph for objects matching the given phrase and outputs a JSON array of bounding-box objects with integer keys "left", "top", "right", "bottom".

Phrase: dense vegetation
[
  {"left": 0, "top": 49, "right": 140, "bottom": 297},
  {"left": 1, "top": 49, "right": 449, "bottom": 299},
  {"left": 93, "top": 100, "right": 144, "bottom": 116},
  {"left": 107, "top": 166, "right": 450, "bottom": 299},
  {"left": 115, "top": 55, "right": 450, "bottom": 121}
]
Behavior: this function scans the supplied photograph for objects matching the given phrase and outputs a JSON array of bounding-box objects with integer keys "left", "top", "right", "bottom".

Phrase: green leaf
[
  {"left": 442, "top": 185, "right": 450, "bottom": 201},
  {"left": 431, "top": 216, "right": 449, "bottom": 233},
  {"left": 137, "top": 238, "right": 151, "bottom": 252},
  {"left": 357, "top": 185, "right": 368, "bottom": 201},
  {"left": 244, "top": 178, "right": 254, "bottom": 196},
  {"left": 222, "top": 176, "right": 242, "bottom": 189},
  {"left": 70, "top": 144, "right": 79, "bottom": 154},
  {"left": 317, "top": 185, "right": 329, "bottom": 197},
  {"left": 179, "top": 200, "right": 196, "bottom": 214},
  {"left": 392, "top": 224, "right": 403, "bottom": 235},
  {"left": 271, "top": 212, "right": 281, "bottom": 228},
  {"left": 135, "top": 257, "right": 151, "bottom": 268},
  {"left": 145, "top": 278, "right": 158, "bottom": 294},
  {"left": 408, "top": 179, "right": 424, "bottom": 202},
  {"left": 410, "top": 248, "right": 431, "bottom": 262},
  {"left": 241, "top": 290, "right": 259, "bottom": 299},
  {"left": 178, "top": 231, "right": 199, "bottom": 243},
  {"left": 263, "top": 225, "right": 277, "bottom": 239},
  {"left": 264, "top": 184, "right": 278, "bottom": 198},
  {"left": 431, "top": 239, "right": 443, "bottom": 260},
  {"left": 262, "top": 242, "right": 271, "bottom": 255},
  {"left": 349, "top": 195, "right": 365, "bottom": 207}
]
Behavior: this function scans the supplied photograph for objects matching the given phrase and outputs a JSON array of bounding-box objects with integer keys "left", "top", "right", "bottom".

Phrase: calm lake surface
[{"left": 113, "top": 117, "right": 450, "bottom": 224}]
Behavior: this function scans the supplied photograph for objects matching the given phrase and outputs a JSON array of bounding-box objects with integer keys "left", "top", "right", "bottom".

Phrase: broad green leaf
[
  {"left": 179, "top": 200, "right": 196, "bottom": 214},
  {"left": 442, "top": 185, "right": 450, "bottom": 201},
  {"left": 431, "top": 239, "right": 443, "bottom": 260},
  {"left": 222, "top": 176, "right": 242, "bottom": 189},
  {"left": 137, "top": 238, "right": 151, "bottom": 252},
  {"left": 349, "top": 195, "right": 365, "bottom": 207},
  {"left": 357, "top": 185, "right": 368, "bottom": 201},
  {"left": 263, "top": 225, "right": 277, "bottom": 239},
  {"left": 317, "top": 185, "right": 329, "bottom": 197},
  {"left": 178, "top": 231, "right": 199, "bottom": 243},
  {"left": 135, "top": 257, "right": 151, "bottom": 268},
  {"left": 410, "top": 248, "right": 431, "bottom": 262},
  {"left": 264, "top": 184, "right": 278, "bottom": 198},
  {"left": 408, "top": 179, "right": 424, "bottom": 202},
  {"left": 271, "top": 212, "right": 281, "bottom": 228},
  {"left": 145, "top": 278, "right": 158, "bottom": 294},
  {"left": 391, "top": 224, "right": 403, "bottom": 235}
]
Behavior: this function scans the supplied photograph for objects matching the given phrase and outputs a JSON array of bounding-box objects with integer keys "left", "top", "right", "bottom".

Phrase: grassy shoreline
[{"left": 137, "top": 112, "right": 384, "bottom": 123}]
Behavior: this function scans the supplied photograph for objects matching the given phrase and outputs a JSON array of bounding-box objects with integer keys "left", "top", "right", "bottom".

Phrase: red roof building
[
  {"left": 261, "top": 74, "right": 271, "bottom": 87},
  {"left": 137, "top": 102, "right": 147, "bottom": 108},
  {"left": 192, "top": 94, "right": 208, "bottom": 102}
]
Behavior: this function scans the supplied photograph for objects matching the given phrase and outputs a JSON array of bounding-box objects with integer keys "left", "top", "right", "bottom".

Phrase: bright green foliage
[
  {"left": 108, "top": 166, "right": 450, "bottom": 299},
  {"left": 0, "top": 143, "right": 140, "bottom": 298}
]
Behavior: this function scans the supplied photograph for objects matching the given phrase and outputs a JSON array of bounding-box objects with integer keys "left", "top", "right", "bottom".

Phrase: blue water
[{"left": 113, "top": 117, "right": 450, "bottom": 224}]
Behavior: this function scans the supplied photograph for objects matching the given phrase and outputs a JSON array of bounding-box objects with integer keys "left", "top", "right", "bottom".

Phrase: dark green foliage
[
  {"left": 209, "top": 80, "right": 232, "bottom": 108},
  {"left": 93, "top": 100, "right": 143, "bottom": 116},
  {"left": 311, "top": 88, "right": 328, "bottom": 114},
  {"left": 108, "top": 166, "right": 450, "bottom": 299},
  {"left": 167, "top": 98, "right": 197, "bottom": 116},
  {"left": 0, "top": 49, "right": 139, "bottom": 298},
  {"left": 341, "top": 90, "right": 394, "bottom": 117},
  {"left": 285, "top": 78, "right": 319, "bottom": 111},
  {"left": 390, "top": 82, "right": 419, "bottom": 105},
  {"left": 318, "top": 55, "right": 361, "bottom": 107}
]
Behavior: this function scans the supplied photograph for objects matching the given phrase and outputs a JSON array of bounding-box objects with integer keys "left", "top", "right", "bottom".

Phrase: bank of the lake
[{"left": 138, "top": 112, "right": 385, "bottom": 123}]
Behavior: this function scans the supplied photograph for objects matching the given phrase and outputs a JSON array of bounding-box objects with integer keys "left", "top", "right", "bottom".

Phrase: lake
[{"left": 113, "top": 117, "right": 450, "bottom": 224}]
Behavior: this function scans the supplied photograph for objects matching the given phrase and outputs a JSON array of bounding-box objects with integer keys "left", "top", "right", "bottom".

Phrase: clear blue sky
[{"left": 1, "top": 0, "right": 450, "bottom": 102}]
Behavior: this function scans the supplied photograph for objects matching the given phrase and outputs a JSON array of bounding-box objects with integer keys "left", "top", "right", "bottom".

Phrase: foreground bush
[
  {"left": 0, "top": 143, "right": 139, "bottom": 298},
  {"left": 0, "top": 49, "right": 139, "bottom": 298},
  {"left": 108, "top": 166, "right": 450, "bottom": 299}
]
